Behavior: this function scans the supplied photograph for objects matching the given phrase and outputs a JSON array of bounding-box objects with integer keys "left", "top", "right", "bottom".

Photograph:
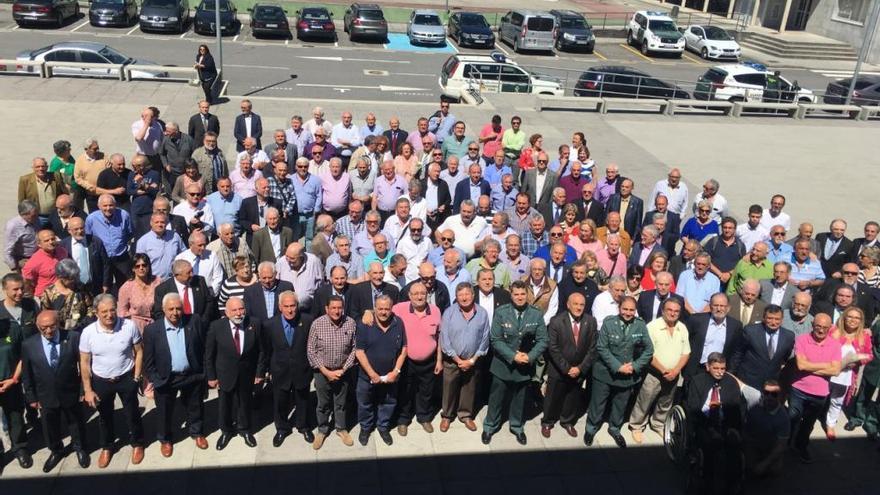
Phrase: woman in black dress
[{"left": 194, "top": 44, "right": 218, "bottom": 103}]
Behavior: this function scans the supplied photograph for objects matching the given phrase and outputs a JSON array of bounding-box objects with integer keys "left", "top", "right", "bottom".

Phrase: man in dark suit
[
  {"left": 383, "top": 119, "right": 408, "bottom": 157},
  {"left": 814, "top": 262, "right": 877, "bottom": 323},
  {"left": 604, "top": 178, "right": 644, "bottom": 240},
  {"left": 348, "top": 262, "right": 400, "bottom": 322},
  {"left": 313, "top": 266, "right": 353, "bottom": 318},
  {"left": 730, "top": 305, "right": 795, "bottom": 389},
  {"left": 627, "top": 225, "right": 666, "bottom": 269},
  {"left": 642, "top": 194, "right": 681, "bottom": 238},
  {"left": 575, "top": 182, "right": 605, "bottom": 227},
  {"left": 520, "top": 153, "right": 558, "bottom": 208},
  {"left": 850, "top": 221, "right": 879, "bottom": 262},
  {"left": 205, "top": 296, "right": 265, "bottom": 450},
  {"left": 152, "top": 259, "right": 213, "bottom": 322},
  {"left": 238, "top": 178, "right": 282, "bottom": 247},
  {"left": 637, "top": 272, "right": 684, "bottom": 321},
  {"left": 251, "top": 207, "right": 294, "bottom": 264},
  {"left": 20, "top": 310, "right": 89, "bottom": 472},
  {"left": 539, "top": 187, "right": 569, "bottom": 228},
  {"left": 555, "top": 260, "right": 600, "bottom": 317},
  {"left": 422, "top": 163, "right": 452, "bottom": 232},
  {"left": 233, "top": 99, "right": 263, "bottom": 152},
  {"left": 243, "top": 262, "right": 294, "bottom": 322},
  {"left": 452, "top": 164, "right": 492, "bottom": 214},
  {"left": 48, "top": 194, "right": 86, "bottom": 240},
  {"left": 729, "top": 279, "right": 768, "bottom": 327},
  {"left": 261, "top": 290, "right": 315, "bottom": 447},
  {"left": 187, "top": 100, "right": 221, "bottom": 148},
  {"left": 759, "top": 261, "right": 798, "bottom": 311},
  {"left": 816, "top": 219, "right": 853, "bottom": 278},
  {"left": 61, "top": 217, "right": 110, "bottom": 296},
  {"left": 541, "top": 293, "right": 597, "bottom": 438},
  {"left": 684, "top": 293, "right": 744, "bottom": 380},
  {"left": 143, "top": 294, "right": 208, "bottom": 457},
  {"left": 474, "top": 269, "right": 511, "bottom": 319}
]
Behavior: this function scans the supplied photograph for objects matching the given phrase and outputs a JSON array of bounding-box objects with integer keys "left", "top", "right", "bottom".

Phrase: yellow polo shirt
[{"left": 646, "top": 318, "right": 690, "bottom": 369}]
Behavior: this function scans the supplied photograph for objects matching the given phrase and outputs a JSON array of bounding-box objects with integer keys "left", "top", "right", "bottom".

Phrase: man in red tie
[
  {"left": 151, "top": 259, "right": 213, "bottom": 322},
  {"left": 205, "top": 297, "right": 265, "bottom": 450}
]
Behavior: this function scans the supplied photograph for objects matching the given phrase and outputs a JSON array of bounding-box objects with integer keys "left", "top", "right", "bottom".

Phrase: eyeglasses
[
  {"left": 698, "top": 209, "right": 711, "bottom": 213},
  {"left": 421, "top": 276, "right": 436, "bottom": 281},
  {"left": 441, "top": 237, "right": 454, "bottom": 242},
  {"left": 550, "top": 232, "right": 564, "bottom": 237},
  {"left": 468, "top": 147, "right": 479, "bottom": 151},
  {"left": 366, "top": 220, "right": 379, "bottom": 224},
  {"left": 312, "top": 151, "right": 323, "bottom": 155},
  {"left": 537, "top": 160, "right": 548, "bottom": 164},
  {"left": 374, "top": 241, "right": 388, "bottom": 245},
  {"left": 432, "top": 152, "right": 443, "bottom": 156},
  {"left": 511, "top": 121, "right": 521, "bottom": 125},
  {"left": 762, "top": 391, "right": 779, "bottom": 397},
  {"left": 771, "top": 232, "right": 785, "bottom": 236},
  {"left": 189, "top": 193, "right": 204, "bottom": 197}
]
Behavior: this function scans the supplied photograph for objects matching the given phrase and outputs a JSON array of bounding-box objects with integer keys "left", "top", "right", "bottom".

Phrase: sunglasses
[
  {"left": 432, "top": 152, "right": 443, "bottom": 156},
  {"left": 134, "top": 263, "right": 148, "bottom": 268},
  {"left": 772, "top": 232, "right": 785, "bottom": 236},
  {"left": 468, "top": 147, "right": 479, "bottom": 151},
  {"left": 550, "top": 232, "right": 564, "bottom": 237},
  {"left": 441, "top": 237, "right": 454, "bottom": 242},
  {"left": 189, "top": 193, "right": 204, "bottom": 197},
  {"left": 410, "top": 228, "right": 423, "bottom": 233},
  {"left": 843, "top": 271, "right": 859, "bottom": 275}
]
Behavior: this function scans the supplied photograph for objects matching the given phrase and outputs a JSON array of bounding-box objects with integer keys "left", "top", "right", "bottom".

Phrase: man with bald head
[
  {"left": 649, "top": 167, "right": 688, "bottom": 217},
  {"left": 783, "top": 291, "right": 814, "bottom": 337},
  {"left": 22, "top": 229, "right": 68, "bottom": 297},
  {"left": 85, "top": 194, "right": 133, "bottom": 291},
  {"left": 238, "top": 177, "right": 281, "bottom": 247},
  {"left": 730, "top": 279, "right": 768, "bottom": 327},
  {"left": 243, "top": 261, "right": 293, "bottom": 322},
  {"left": 400, "top": 262, "right": 451, "bottom": 312},
  {"left": 48, "top": 193, "right": 86, "bottom": 240},
  {"left": 728, "top": 241, "right": 773, "bottom": 296},
  {"left": 136, "top": 212, "right": 185, "bottom": 279},
  {"left": 95, "top": 153, "right": 131, "bottom": 210},
  {"left": 173, "top": 183, "right": 215, "bottom": 237},
  {"left": 521, "top": 151, "right": 558, "bottom": 208},
  {"left": 349, "top": 262, "right": 400, "bottom": 322},
  {"left": 605, "top": 177, "right": 644, "bottom": 239},
  {"left": 816, "top": 219, "right": 853, "bottom": 279},
  {"left": 276, "top": 242, "right": 324, "bottom": 313},
  {"left": 175, "top": 231, "right": 223, "bottom": 296}
]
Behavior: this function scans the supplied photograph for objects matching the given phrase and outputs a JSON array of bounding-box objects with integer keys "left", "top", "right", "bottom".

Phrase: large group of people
[{"left": 1, "top": 98, "right": 878, "bottom": 493}]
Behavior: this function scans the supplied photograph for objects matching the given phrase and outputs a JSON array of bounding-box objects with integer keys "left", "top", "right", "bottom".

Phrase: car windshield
[
  {"left": 359, "top": 10, "right": 384, "bottom": 20},
  {"left": 94, "top": 0, "right": 126, "bottom": 4},
  {"left": 255, "top": 6, "right": 284, "bottom": 19},
  {"left": 98, "top": 47, "right": 130, "bottom": 64},
  {"left": 460, "top": 13, "right": 488, "bottom": 27},
  {"left": 560, "top": 17, "right": 587, "bottom": 29},
  {"left": 703, "top": 26, "right": 732, "bottom": 40},
  {"left": 201, "top": 0, "right": 230, "bottom": 12},
  {"left": 414, "top": 14, "right": 441, "bottom": 25},
  {"left": 648, "top": 20, "right": 677, "bottom": 31},
  {"left": 145, "top": 0, "right": 179, "bottom": 8},
  {"left": 302, "top": 10, "right": 329, "bottom": 20}
]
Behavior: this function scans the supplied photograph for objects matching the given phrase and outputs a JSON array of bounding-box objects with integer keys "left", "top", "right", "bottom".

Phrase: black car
[
  {"left": 249, "top": 3, "right": 289, "bottom": 38},
  {"left": 549, "top": 9, "right": 594, "bottom": 53},
  {"left": 12, "top": 0, "right": 79, "bottom": 27},
  {"left": 295, "top": 7, "right": 336, "bottom": 41},
  {"left": 89, "top": 0, "right": 138, "bottom": 27},
  {"left": 824, "top": 75, "right": 880, "bottom": 106},
  {"left": 139, "top": 0, "right": 190, "bottom": 33},
  {"left": 194, "top": 0, "right": 238, "bottom": 35},
  {"left": 447, "top": 12, "right": 494, "bottom": 48},
  {"left": 574, "top": 66, "right": 690, "bottom": 99}
]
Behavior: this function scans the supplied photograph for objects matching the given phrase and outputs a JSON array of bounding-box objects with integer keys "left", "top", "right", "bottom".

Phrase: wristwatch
[{"left": 394, "top": 368, "right": 401, "bottom": 374}]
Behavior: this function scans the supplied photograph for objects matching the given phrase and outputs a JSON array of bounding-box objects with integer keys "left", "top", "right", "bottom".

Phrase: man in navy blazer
[
  {"left": 382, "top": 121, "right": 408, "bottom": 156},
  {"left": 20, "top": 310, "right": 90, "bottom": 471},
  {"left": 636, "top": 273, "right": 684, "bottom": 322},
  {"left": 243, "top": 262, "right": 294, "bottom": 322},
  {"left": 627, "top": 225, "right": 667, "bottom": 269},
  {"left": 605, "top": 178, "right": 644, "bottom": 239},
  {"left": 143, "top": 294, "right": 208, "bottom": 455},
  {"left": 684, "top": 298, "right": 743, "bottom": 380},
  {"left": 642, "top": 194, "right": 681, "bottom": 238},
  {"left": 152, "top": 260, "right": 213, "bottom": 322},
  {"left": 729, "top": 304, "right": 795, "bottom": 389},
  {"left": 452, "top": 163, "right": 491, "bottom": 213},
  {"left": 233, "top": 99, "right": 263, "bottom": 152},
  {"left": 61, "top": 217, "right": 110, "bottom": 296}
]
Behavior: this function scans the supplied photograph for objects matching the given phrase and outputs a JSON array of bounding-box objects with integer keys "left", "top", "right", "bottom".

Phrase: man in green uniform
[
  {"left": 0, "top": 274, "right": 32, "bottom": 469},
  {"left": 584, "top": 296, "right": 653, "bottom": 448},
  {"left": 854, "top": 318, "right": 880, "bottom": 440},
  {"left": 482, "top": 280, "right": 548, "bottom": 445}
]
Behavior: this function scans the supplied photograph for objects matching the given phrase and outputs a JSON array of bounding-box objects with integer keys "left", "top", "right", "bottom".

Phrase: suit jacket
[
  {"left": 759, "top": 280, "right": 798, "bottom": 310},
  {"left": 684, "top": 313, "right": 743, "bottom": 378},
  {"left": 521, "top": 169, "right": 559, "bottom": 207},
  {"left": 310, "top": 233, "right": 333, "bottom": 265},
  {"left": 475, "top": 287, "right": 511, "bottom": 309},
  {"left": 421, "top": 178, "right": 452, "bottom": 218},
  {"left": 312, "top": 282, "right": 352, "bottom": 317},
  {"left": 730, "top": 323, "right": 795, "bottom": 389},
  {"left": 233, "top": 113, "right": 263, "bottom": 152},
  {"left": 383, "top": 129, "right": 409, "bottom": 155},
  {"left": 49, "top": 209, "right": 86, "bottom": 240},
  {"left": 60, "top": 235, "right": 110, "bottom": 293},
  {"left": 576, "top": 199, "right": 605, "bottom": 227},
  {"left": 539, "top": 202, "right": 568, "bottom": 229},
  {"left": 728, "top": 294, "right": 768, "bottom": 327},
  {"left": 242, "top": 280, "right": 294, "bottom": 322},
  {"left": 347, "top": 281, "right": 400, "bottom": 319},
  {"left": 20, "top": 330, "right": 81, "bottom": 408},
  {"left": 851, "top": 237, "right": 879, "bottom": 262},
  {"left": 627, "top": 242, "right": 667, "bottom": 269},
  {"left": 452, "top": 179, "right": 492, "bottom": 213},
  {"left": 18, "top": 172, "right": 68, "bottom": 205},
  {"left": 238, "top": 196, "right": 282, "bottom": 246},
  {"left": 546, "top": 312, "right": 598, "bottom": 381},
  {"left": 187, "top": 112, "right": 221, "bottom": 147},
  {"left": 263, "top": 142, "right": 299, "bottom": 170},
  {"left": 642, "top": 210, "right": 681, "bottom": 237},
  {"left": 815, "top": 232, "right": 853, "bottom": 278},
  {"left": 205, "top": 317, "right": 265, "bottom": 392},
  {"left": 637, "top": 290, "right": 685, "bottom": 322},
  {"left": 151, "top": 276, "right": 213, "bottom": 322},
  {"left": 143, "top": 314, "right": 206, "bottom": 389},
  {"left": 169, "top": 214, "right": 190, "bottom": 243},
  {"left": 400, "top": 280, "right": 450, "bottom": 313},
  {"left": 686, "top": 372, "right": 743, "bottom": 430},
  {"left": 259, "top": 313, "right": 313, "bottom": 390},
  {"left": 657, "top": 230, "right": 680, "bottom": 256},
  {"left": 251, "top": 226, "right": 294, "bottom": 265},
  {"left": 815, "top": 278, "right": 877, "bottom": 323},
  {"left": 555, "top": 276, "right": 600, "bottom": 316},
  {"left": 605, "top": 193, "right": 645, "bottom": 239}
]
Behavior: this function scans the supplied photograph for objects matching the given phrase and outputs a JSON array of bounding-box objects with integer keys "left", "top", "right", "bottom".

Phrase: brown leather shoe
[
  {"left": 631, "top": 429, "right": 644, "bottom": 445},
  {"left": 462, "top": 418, "right": 477, "bottom": 432},
  {"left": 439, "top": 418, "right": 451, "bottom": 432},
  {"left": 131, "top": 446, "right": 145, "bottom": 465},
  {"left": 336, "top": 430, "right": 354, "bottom": 447},
  {"left": 194, "top": 436, "right": 209, "bottom": 450},
  {"left": 541, "top": 425, "right": 552, "bottom": 438},
  {"left": 563, "top": 425, "right": 578, "bottom": 438},
  {"left": 98, "top": 449, "right": 113, "bottom": 469},
  {"left": 420, "top": 421, "right": 434, "bottom": 433},
  {"left": 160, "top": 442, "right": 173, "bottom": 458}
]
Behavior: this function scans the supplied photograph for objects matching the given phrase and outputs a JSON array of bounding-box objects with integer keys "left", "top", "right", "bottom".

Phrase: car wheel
[
  {"left": 343, "top": 22, "right": 348, "bottom": 33},
  {"left": 701, "top": 47, "right": 709, "bottom": 59},
  {"left": 626, "top": 31, "right": 634, "bottom": 46},
  {"left": 513, "top": 37, "right": 520, "bottom": 53},
  {"left": 640, "top": 41, "right": 649, "bottom": 56},
  {"left": 178, "top": 20, "right": 184, "bottom": 33}
]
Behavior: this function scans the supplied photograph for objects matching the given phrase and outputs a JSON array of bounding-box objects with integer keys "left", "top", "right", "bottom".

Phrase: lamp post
[
  {"left": 215, "top": 0, "right": 223, "bottom": 75},
  {"left": 845, "top": 0, "right": 880, "bottom": 106}
]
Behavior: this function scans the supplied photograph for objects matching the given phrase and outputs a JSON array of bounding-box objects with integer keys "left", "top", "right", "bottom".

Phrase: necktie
[
  {"left": 741, "top": 304, "right": 751, "bottom": 324},
  {"left": 572, "top": 320, "right": 580, "bottom": 345},
  {"left": 710, "top": 384, "right": 721, "bottom": 409},
  {"left": 284, "top": 322, "right": 293, "bottom": 346},
  {"left": 656, "top": 296, "right": 666, "bottom": 318},
  {"left": 517, "top": 311, "right": 523, "bottom": 326},
  {"left": 767, "top": 332, "right": 776, "bottom": 359},
  {"left": 233, "top": 325, "right": 242, "bottom": 355},
  {"left": 391, "top": 132, "right": 398, "bottom": 154},
  {"left": 211, "top": 153, "right": 223, "bottom": 184},
  {"left": 553, "top": 206, "right": 560, "bottom": 224},
  {"left": 49, "top": 340, "right": 59, "bottom": 369},
  {"left": 182, "top": 287, "right": 192, "bottom": 315},
  {"left": 78, "top": 242, "right": 90, "bottom": 285},
  {"left": 192, "top": 256, "right": 200, "bottom": 277},
  {"left": 202, "top": 115, "right": 208, "bottom": 130}
]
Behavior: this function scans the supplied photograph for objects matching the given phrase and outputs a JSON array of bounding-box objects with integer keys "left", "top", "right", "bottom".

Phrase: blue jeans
[
  {"left": 296, "top": 213, "right": 315, "bottom": 249},
  {"left": 788, "top": 386, "right": 827, "bottom": 451},
  {"left": 356, "top": 374, "right": 398, "bottom": 432}
]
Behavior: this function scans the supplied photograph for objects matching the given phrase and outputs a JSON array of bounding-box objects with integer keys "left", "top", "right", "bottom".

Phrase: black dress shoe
[
  {"left": 481, "top": 431, "right": 493, "bottom": 445},
  {"left": 75, "top": 449, "right": 90, "bottom": 468},
  {"left": 241, "top": 433, "right": 257, "bottom": 448},
  {"left": 273, "top": 431, "right": 289, "bottom": 447},
  {"left": 378, "top": 429, "right": 393, "bottom": 446},
  {"left": 16, "top": 450, "right": 33, "bottom": 469},
  {"left": 844, "top": 421, "right": 860, "bottom": 432},
  {"left": 512, "top": 430, "right": 527, "bottom": 445},
  {"left": 301, "top": 430, "right": 315, "bottom": 443},
  {"left": 216, "top": 433, "right": 232, "bottom": 451},
  {"left": 609, "top": 430, "right": 627, "bottom": 448},
  {"left": 583, "top": 432, "right": 595, "bottom": 447},
  {"left": 358, "top": 429, "right": 371, "bottom": 446},
  {"left": 42, "top": 452, "right": 63, "bottom": 473}
]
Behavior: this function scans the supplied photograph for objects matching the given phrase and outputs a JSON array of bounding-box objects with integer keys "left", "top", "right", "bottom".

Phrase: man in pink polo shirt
[
  {"left": 392, "top": 281, "right": 442, "bottom": 436},
  {"left": 789, "top": 313, "right": 841, "bottom": 463},
  {"left": 319, "top": 157, "right": 351, "bottom": 221}
]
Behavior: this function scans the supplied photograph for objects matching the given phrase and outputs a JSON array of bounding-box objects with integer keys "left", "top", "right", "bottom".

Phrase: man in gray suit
[
  {"left": 520, "top": 152, "right": 558, "bottom": 208},
  {"left": 264, "top": 129, "right": 298, "bottom": 171},
  {"left": 760, "top": 261, "right": 797, "bottom": 310}
]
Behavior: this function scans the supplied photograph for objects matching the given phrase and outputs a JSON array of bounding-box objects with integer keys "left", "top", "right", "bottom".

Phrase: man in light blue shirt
[
  {"left": 136, "top": 213, "right": 186, "bottom": 279},
  {"left": 428, "top": 101, "right": 456, "bottom": 145},
  {"left": 164, "top": 315, "right": 190, "bottom": 373},
  {"left": 435, "top": 248, "right": 471, "bottom": 297},
  {"left": 205, "top": 178, "right": 242, "bottom": 235},
  {"left": 767, "top": 225, "right": 794, "bottom": 264},
  {"left": 491, "top": 174, "right": 518, "bottom": 212},
  {"left": 290, "top": 157, "right": 323, "bottom": 247},
  {"left": 676, "top": 253, "right": 721, "bottom": 314},
  {"left": 483, "top": 150, "right": 512, "bottom": 186},
  {"left": 359, "top": 112, "right": 384, "bottom": 140},
  {"left": 85, "top": 194, "right": 132, "bottom": 258}
]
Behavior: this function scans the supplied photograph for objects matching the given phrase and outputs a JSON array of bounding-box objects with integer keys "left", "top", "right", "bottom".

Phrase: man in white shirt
[
  {"left": 736, "top": 204, "right": 770, "bottom": 252},
  {"left": 649, "top": 168, "right": 689, "bottom": 217},
  {"left": 691, "top": 179, "right": 728, "bottom": 223},
  {"left": 303, "top": 106, "right": 333, "bottom": 139},
  {"left": 384, "top": 254, "right": 408, "bottom": 289},
  {"left": 236, "top": 137, "right": 270, "bottom": 171},
  {"left": 592, "top": 276, "right": 627, "bottom": 326},
  {"left": 330, "top": 112, "right": 362, "bottom": 168},
  {"left": 175, "top": 231, "right": 223, "bottom": 296},
  {"left": 173, "top": 183, "right": 215, "bottom": 237},
  {"left": 394, "top": 218, "right": 432, "bottom": 284},
  {"left": 759, "top": 194, "right": 791, "bottom": 232},
  {"left": 436, "top": 199, "right": 488, "bottom": 259}
]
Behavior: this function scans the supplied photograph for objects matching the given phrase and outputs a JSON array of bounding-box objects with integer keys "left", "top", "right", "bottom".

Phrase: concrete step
[
  {"left": 742, "top": 42, "right": 859, "bottom": 61},
  {"left": 739, "top": 32, "right": 858, "bottom": 61}
]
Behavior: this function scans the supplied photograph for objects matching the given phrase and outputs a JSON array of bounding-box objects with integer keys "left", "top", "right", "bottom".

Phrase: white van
[{"left": 439, "top": 53, "right": 564, "bottom": 101}]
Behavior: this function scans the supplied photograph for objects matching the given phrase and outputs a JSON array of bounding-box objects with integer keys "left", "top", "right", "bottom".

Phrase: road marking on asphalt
[
  {"left": 226, "top": 63, "right": 291, "bottom": 70},
  {"left": 619, "top": 43, "right": 653, "bottom": 62},
  {"left": 297, "top": 56, "right": 410, "bottom": 64},
  {"left": 296, "top": 83, "right": 428, "bottom": 91},
  {"left": 285, "top": 39, "right": 289, "bottom": 45},
  {"left": 813, "top": 69, "right": 880, "bottom": 77},
  {"left": 592, "top": 49, "right": 607, "bottom": 61},
  {"left": 179, "top": 31, "right": 188, "bottom": 39},
  {"left": 233, "top": 34, "right": 239, "bottom": 41},
  {"left": 494, "top": 42, "right": 511, "bottom": 57},
  {"left": 12, "top": 25, "right": 19, "bottom": 30},
  {"left": 70, "top": 20, "right": 90, "bottom": 32},
  {"left": 395, "top": 72, "right": 435, "bottom": 77},
  {"left": 681, "top": 52, "right": 705, "bottom": 65},
  {"left": 126, "top": 25, "right": 139, "bottom": 35}
]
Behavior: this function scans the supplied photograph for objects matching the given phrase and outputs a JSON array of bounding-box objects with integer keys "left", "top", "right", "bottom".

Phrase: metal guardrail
[
  {"left": 124, "top": 64, "right": 195, "bottom": 82},
  {"left": 0, "top": 59, "right": 45, "bottom": 77},
  {"left": 46, "top": 61, "right": 126, "bottom": 80}
]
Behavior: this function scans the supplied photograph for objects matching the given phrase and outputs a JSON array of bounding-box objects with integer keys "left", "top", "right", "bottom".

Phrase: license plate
[
  {"left": 473, "top": 40, "right": 484, "bottom": 44},
  {"left": 266, "top": 23, "right": 278, "bottom": 28},
  {"left": 101, "top": 16, "right": 113, "bottom": 20},
  {"left": 576, "top": 40, "right": 587, "bottom": 44},
  {"left": 153, "top": 22, "right": 165, "bottom": 27},
  {"left": 663, "top": 44, "right": 676, "bottom": 48},
  {"left": 220, "top": 25, "right": 228, "bottom": 30}
]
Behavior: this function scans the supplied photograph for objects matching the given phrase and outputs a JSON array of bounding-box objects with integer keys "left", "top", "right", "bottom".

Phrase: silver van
[{"left": 498, "top": 10, "right": 556, "bottom": 54}]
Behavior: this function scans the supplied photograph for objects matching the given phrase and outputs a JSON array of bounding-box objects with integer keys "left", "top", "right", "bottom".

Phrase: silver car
[
  {"left": 16, "top": 41, "right": 168, "bottom": 79},
  {"left": 407, "top": 9, "right": 446, "bottom": 45}
]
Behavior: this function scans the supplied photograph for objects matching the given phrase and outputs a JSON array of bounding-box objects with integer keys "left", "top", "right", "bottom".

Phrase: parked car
[
  {"left": 343, "top": 3, "right": 387, "bottom": 41},
  {"left": 139, "top": 0, "right": 190, "bottom": 34},
  {"left": 498, "top": 10, "right": 556, "bottom": 54},
  {"left": 440, "top": 53, "right": 563, "bottom": 101},
  {"left": 295, "top": 7, "right": 335, "bottom": 41},
  {"left": 694, "top": 63, "right": 815, "bottom": 103},
  {"left": 248, "top": 3, "right": 289, "bottom": 38},
  {"left": 574, "top": 66, "right": 690, "bottom": 99},
  {"left": 447, "top": 12, "right": 494, "bottom": 48},
  {"left": 193, "top": 0, "right": 238, "bottom": 35},
  {"left": 681, "top": 25, "right": 741, "bottom": 60},
  {"left": 549, "top": 9, "right": 595, "bottom": 53},
  {"left": 14, "top": 41, "right": 168, "bottom": 78},
  {"left": 823, "top": 75, "right": 880, "bottom": 106},
  {"left": 626, "top": 10, "right": 685, "bottom": 57},
  {"left": 12, "top": 0, "right": 79, "bottom": 28},
  {"left": 407, "top": 9, "right": 445, "bottom": 46},
  {"left": 89, "top": 0, "right": 139, "bottom": 27}
]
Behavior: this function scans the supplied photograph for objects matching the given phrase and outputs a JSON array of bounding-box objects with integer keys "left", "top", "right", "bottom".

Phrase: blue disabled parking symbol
[{"left": 384, "top": 33, "right": 457, "bottom": 53}]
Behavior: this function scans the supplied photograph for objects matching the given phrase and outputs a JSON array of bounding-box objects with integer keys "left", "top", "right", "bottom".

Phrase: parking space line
[
  {"left": 12, "top": 24, "right": 19, "bottom": 30},
  {"left": 592, "top": 49, "right": 607, "bottom": 61},
  {"left": 619, "top": 43, "right": 653, "bottom": 63},
  {"left": 179, "top": 31, "right": 188, "bottom": 39},
  {"left": 494, "top": 42, "right": 511, "bottom": 57},
  {"left": 70, "top": 20, "right": 90, "bottom": 32},
  {"left": 233, "top": 34, "right": 239, "bottom": 41},
  {"left": 681, "top": 52, "right": 705, "bottom": 66},
  {"left": 126, "top": 25, "right": 139, "bottom": 35}
]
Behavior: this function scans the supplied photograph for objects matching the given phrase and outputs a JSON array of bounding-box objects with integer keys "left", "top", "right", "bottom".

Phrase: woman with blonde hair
[
  {"left": 858, "top": 245, "right": 880, "bottom": 288},
  {"left": 393, "top": 141, "right": 419, "bottom": 181},
  {"left": 826, "top": 306, "right": 874, "bottom": 440},
  {"left": 581, "top": 250, "right": 609, "bottom": 291},
  {"left": 641, "top": 252, "right": 674, "bottom": 292},
  {"left": 569, "top": 218, "right": 604, "bottom": 258}
]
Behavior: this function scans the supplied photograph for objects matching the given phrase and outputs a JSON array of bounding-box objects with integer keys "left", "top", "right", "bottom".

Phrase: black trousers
[
  {"left": 696, "top": 423, "right": 743, "bottom": 490},
  {"left": 201, "top": 77, "right": 216, "bottom": 104},
  {"left": 218, "top": 379, "right": 254, "bottom": 434},
  {"left": 92, "top": 372, "right": 144, "bottom": 449},
  {"left": 397, "top": 356, "right": 438, "bottom": 425},
  {"left": 273, "top": 383, "right": 310, "bottom": 433},
  {"left": 0, "top": 386, "right": 27, "bottom": 453},
  {"left": 153, "top": 373, "right": 205, "bottom": 442},
  {"left": 542, "top": 375, "right": 585, "bottom": 427},
  {"left": 107, "top": 253, "right": 132, "bottom": 293},
  {"left": 41, "top": 403, "right": 87, "bottom": 453}
]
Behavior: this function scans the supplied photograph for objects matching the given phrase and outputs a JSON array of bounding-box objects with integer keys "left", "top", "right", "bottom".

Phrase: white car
[
  {"left": 694, "top": 63, "right": 816, "bottom": 103},
  {"left": 439, "top": 53, "right": 563, "bottom": 101},
  {"left": 681, "top": 25, "right": 741, "bottom": 60},
  {"left": 15, "top": 41, "right": 168, "bottom": 79},
  {"left": 626, "top": 11, "right": 685, "bottom": 57}
]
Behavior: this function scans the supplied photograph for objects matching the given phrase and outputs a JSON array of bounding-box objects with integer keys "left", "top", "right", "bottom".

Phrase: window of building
[{"left": 834, "top": 0, "right": 869, "bottom": 24}]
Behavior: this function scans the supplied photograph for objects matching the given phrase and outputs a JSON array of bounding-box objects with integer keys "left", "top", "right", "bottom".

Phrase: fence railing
[{"left": 0, "top": 59, "right": 222, "bottom": 88}]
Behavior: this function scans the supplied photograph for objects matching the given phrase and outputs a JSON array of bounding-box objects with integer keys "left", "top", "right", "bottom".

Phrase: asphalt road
[{"left": 0, "top": 14, "right": 860, "bottom": 103}]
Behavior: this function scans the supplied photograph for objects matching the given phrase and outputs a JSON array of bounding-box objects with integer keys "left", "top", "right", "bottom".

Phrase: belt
[{"left": 94, "top": 370, "right": 133, "bottom": 383}]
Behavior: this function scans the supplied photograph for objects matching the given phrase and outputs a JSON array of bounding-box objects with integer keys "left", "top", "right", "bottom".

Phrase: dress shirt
[
  {"left": 519, "top": 231, "right": 549, "bottom": 258},
  {"left": 736, "top": 223, "right": 770, "bottom": 251},
  {"left": 228, "top": 320, "right": 244, "bottom": 355},
  {"left": 427, "top": 246, "right": 466, "bottom": 268},
  {"left": 318, "top": 170, "right": 351, "bottom": 213},
  {"left": 291, "top": 173, "right": 322, "bottom": 214},
  {"left": 477, "top": 290, "right": 495, "bottom": 321},
  {"left": 173, "top": 279, "right": 195, "bottom": 312},
  {"left": 373, "top": 174, "right": 408, "bottom": 212},
  {"left": 164, "top": 317, "right": 190, "bottom": 373},
  {"left": 267, "top": 177, "right": 297, "bottom": 216},
  {"left": 336, "top": 216, "right": 365, "bottom": 241},
  {"left": 85, "top": 210, "right": 132, "bottom": 257},
  {"left": 353, "top": 230, "right": 395, "bottom": 258},
  {"left": 767, "top": 241, "right": 794, "bottom": 264},
  {"left": 530, "top": 280, "right": 559, "bottom": 324},
  {"left": 330, "top": 123, "right": 362, "bottom": 156},
  {"left": 484, "top": 164, "right": 512, "bottom": 186},
  {"left": 41, "top": 334, "right": 60, "bottom": 368},
  {"left": 275, "top": 253, "right": 324, "bottom": 310},
  {"left": 638, "top": 242, "right": 657, "bottom": 267},
  {"left": 436, "top": 267, "right": 471, "bottom": 296},
  {"left": 325, "top": 252, "right": 365, "bottom": 280},
  {"left": 594, "top": 178, "right": 618, "bottom": 206},
  {"left": 505, "top": 207, "right": 538, "bottom": 233},
  {"left": 69, "top": 237, "right": 91, "bottom": 284},
  {"left": 823, "top": 236, "right": 843, "bottom": 260},
  {"left": 285, "top": 128, "right": 313, "bottom": 156},
  {"left": 360, "top": 124, "right": 384, "bottom": 140},
  {"left": 268, "top": 228, "right": 282, "bottom": 258},
  {"left": 700, "top": 317, "right": 727, "bottom": 364},
  {"left": 404, "top": 195, "right": 427, "bottom": 222},
  {"left": 79, "top": 318, "right": 141, "bottom": 379},
  {"left": 788, "top": 254, "right": 826, "bottom": 286},
  {"left": 228, "top": 168, "right": 263, "bottom": 199},
  {"left": 440, "top": 303, "right": 490, "bottom": 359},
  {"left": 206, "top": 191, "right": 242, "bottom": 233},
  {"left": 676, "top": 270, "right": 721, "bottom": 312},
  {"left": 535, "top": 169, "right": 549, "bottom": 201},
  {"left": 596, "top": 248, "right": 627, "bottom": 278},
  {"left": 429, "top": 112, "right": 456, "bottom": 144},
  {"left": 308, "top": 160, "right": 329, "bottom": 176},
  {"left": 647, "top": 319, "right": 690, "bottom": 370},
  {"left": 172, "top": 200, "right": 215, "bottom": 237},
  {"left": 650, "top": 179, "right": 690, "bottom": 216},
  {"left": 591, "top": 291, "right": 619, "bottom": 327},
  {"left": 175, "top": 249, "right": 223, "bottom": 295},
  {"left": 436, "top": 215, "right": 487, "bottom": 258},
  {"left": 307, "top": 315, "right": 357, "bottom": 371},
  {"left": 132, "top": 119, "right": 163, "bottom": 156},
  {"left": 137, "top": 230, "right": 185, "bottom": 279},
  {"left": 262, "top": 284, "right": 276, "bottom": 316},
  {"left": 4, "top": 216, "right": 38, "bottom": 269},
  {"left": 500, "top": 252, "right": 530, "bottom": 279},
  {"left": 395, "top": 236, "right": 432, "bottom": 283}
]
